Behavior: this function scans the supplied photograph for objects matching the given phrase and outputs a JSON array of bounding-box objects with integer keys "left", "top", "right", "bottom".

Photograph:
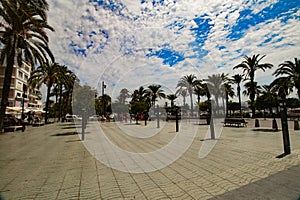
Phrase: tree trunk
[
  {"left": 0, "top": 36, "right": 16, "bottom": 133},
  {"left": 58, "top": 84, "right": 63, "bottom": 122},
  {"left": 45, "top": 83, "right": 52, "bottom": 124},
  {"left": 190, "top": 93, "right": 193, "bottom": 116},
  {"left": 250, "top": 77, "right": 256, "bottom": 118},
  {"left": 225, "top": 93, "right": 229, "bottom": 117},
  {"left": 238, "top": 85, "right": 242, "bottom": 114}
]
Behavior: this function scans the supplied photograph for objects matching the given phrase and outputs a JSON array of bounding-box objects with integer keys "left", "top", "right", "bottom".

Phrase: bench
[{"left": 223, "top": 118, "right": 248, "bottom": 127}]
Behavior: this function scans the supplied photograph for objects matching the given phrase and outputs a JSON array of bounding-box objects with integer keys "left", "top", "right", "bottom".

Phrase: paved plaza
[{"left": 0, "top": 118, "right": 300, "bottom": 199}]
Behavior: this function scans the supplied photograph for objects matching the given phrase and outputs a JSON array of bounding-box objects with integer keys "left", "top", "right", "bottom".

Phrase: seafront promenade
[{"left": 0, "top": 119, "right": 299, "bottom": 199}]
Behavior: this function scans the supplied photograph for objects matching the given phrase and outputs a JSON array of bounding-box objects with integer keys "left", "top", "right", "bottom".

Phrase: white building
[{"left": 0, "top": 62, "right": 42, "bottom": 109}]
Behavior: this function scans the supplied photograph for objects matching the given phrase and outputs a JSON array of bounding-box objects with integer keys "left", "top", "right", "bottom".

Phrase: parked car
[
  {"left": 65, "top": 114, "right": 82, "bottom": 121},
  {"left": 89, "top": 115, "right": 100, "bottom": 121}
]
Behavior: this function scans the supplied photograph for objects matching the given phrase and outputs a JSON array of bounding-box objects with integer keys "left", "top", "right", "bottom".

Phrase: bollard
[
  {"left": 156, "top": 105, "right": 160, "bottom": 128},
  {"left": 175, "top": 109, "right": 179, "bottom": 132},
  {"left": 272, "top": 118, "right": 278, "bottom": 131},
  {"left": 255, "top": 119, "right": 260, "bottom": 127},
  {"left": 294, "top": 120, "right": 299, "bottom": 130},
  {"left": 210, "top": 117, "right": 215, "bottom": 140}
]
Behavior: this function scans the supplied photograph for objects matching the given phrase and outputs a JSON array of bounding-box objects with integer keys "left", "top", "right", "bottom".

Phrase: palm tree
[
  {"left": 177, "top": 74, "right": 197, "bottom": 114},
  {"left": 233, "top": 54, "right": 273, "bottom": 118},
  {"left": 205, "top": 74, "right": 224, "bottom": 108},
  {"left": 146, "top": 84, "right": 166, "bottom": 106},
  {"left": 28, "top": 63, "right": 60, "bottom": 124},
  {"left": 63, "top": 71, "right": 78, "bottom": 117},
  {"left": 232, "top": 74, "right": 243, "bottom": 114},
  {"left": 175, "top": 87, "right": 188, "bottom": 107},
  {"left": 243, "top": 81, "right": 262, "bottom": 110},
  {"left": 0, "top": 0, "right": 54, "bottom": 131},
  {"left": 166, "top": 94, "right": 177, "bottom": 107},
  {"left": 56, "top": 65, "right": 75, "bottom": 121},
  {"left": 118, "top": 88, "right": 130, "bottom": 104},
  {"left": 257, "top": 84, "right": 278, "bottom": 115},
  {"left": 273, "top": 58, "right": 300, "bottom": 100},
  {"left": 270, "top": 77, "right": 294, "bottom": 101},
  {"left": 223, "top": 83, "right": 235, "bottom": 116},
  {"left": 193, "top": 79, "right": 206, "bottom": 105},
  {"left": 131, "top": 86, "right": 148, "bottom": 102}
]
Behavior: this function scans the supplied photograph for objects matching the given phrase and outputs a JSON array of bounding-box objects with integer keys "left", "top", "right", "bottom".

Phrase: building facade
[{"left": 0, "top": 62, "right": 42, "bottom": 109}]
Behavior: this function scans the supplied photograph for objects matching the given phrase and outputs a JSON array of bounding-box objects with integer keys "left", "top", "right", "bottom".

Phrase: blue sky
[{"left": 47, "top": 0, "right": 300, "bottom": 102}]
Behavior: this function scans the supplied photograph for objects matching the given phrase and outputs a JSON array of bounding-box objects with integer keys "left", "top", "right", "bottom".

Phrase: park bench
[{"left": 223, "top": 118, "right": 248, "bottom": 127}]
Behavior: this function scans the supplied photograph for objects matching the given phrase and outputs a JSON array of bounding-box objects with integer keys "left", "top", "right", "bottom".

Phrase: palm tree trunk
[
  {"left": 238, "top": 85, "right": 242, "bottom": 115},
  {"left": 190, "top": 93, "right": 193, "bottom": 115},
  {"left": 0, "top": 36, "right": 16, "bottom": 133},
  {"left": 250, "top": 77, "right": 256, "bottom": 118},
  {"left": 225, "top": 93, "right": 229, "bottom": 117},
  {"left": 45, "top": 83, "right": 52, "bottom": 124},
  {"left": 58, "top": 84, "right": 63, "bottom": 122}
]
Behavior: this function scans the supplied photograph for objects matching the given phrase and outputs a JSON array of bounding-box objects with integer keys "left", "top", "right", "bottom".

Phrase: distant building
[{"left": 0, "top": 62, "right": 42, "bottom": 109}]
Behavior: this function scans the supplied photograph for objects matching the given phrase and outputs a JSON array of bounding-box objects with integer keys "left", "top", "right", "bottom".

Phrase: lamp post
[
  {"left": 21, "top": 84, "right": 27, "bottom": 119},
  {"left": 175, "top": 107, "right": 179, "bottom": 132},
  {"left": 102, "top": 81, "right": 106, "bottom": 115},
  {"left": 156, "top": 104, "right": 160, "bottom": 128},
  {"left": 279, "top": 100, "right": 291, "bottom": 156},
  {"left": 21, "top": 84, "right": 27, "bottom": 132}
]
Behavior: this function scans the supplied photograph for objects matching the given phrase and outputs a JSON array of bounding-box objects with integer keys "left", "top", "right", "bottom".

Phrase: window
[
  {"left": 17, "top": 82, "right": 22, "bottom": 90},
  {"left": 18, "top": 71, "right": 23, "bottom": 78},
  {"left": 24, "top": 74, "right": 28, "bottom": 80}
]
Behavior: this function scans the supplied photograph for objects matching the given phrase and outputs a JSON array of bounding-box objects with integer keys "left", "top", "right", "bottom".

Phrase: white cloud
[{"left": 46, "top": 0, "right": 300, "bottom": 102}]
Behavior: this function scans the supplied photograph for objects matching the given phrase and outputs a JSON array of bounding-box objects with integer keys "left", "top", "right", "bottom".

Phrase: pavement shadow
[
  {"left": 51, "top": 132, "right": 77, "bottom": 137},
  {"left": 62, "top": 126, "right": 78, "bottom": 129},
  {"left": 251, "top": 128, "right": 280, "bottom": 132},
  {"left": 65, "top": 139, "right": 81, "bottom": 143}
]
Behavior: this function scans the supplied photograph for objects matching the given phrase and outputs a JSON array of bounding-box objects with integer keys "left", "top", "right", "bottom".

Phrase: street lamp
[
  {"left": 21, "top": 84, "right": 27, "bottom": 132},
  {"left": 102, "top": 81, "right": 106, "bottom": 115},
  {"left": 21, "top": 84, "right": 27, "bottom": 120},
  {"left": 156, "top": 104, "right": 160, "bottom": 128},
  {"left": 278, "top": 100, "right": 291, "bottom": 157}
]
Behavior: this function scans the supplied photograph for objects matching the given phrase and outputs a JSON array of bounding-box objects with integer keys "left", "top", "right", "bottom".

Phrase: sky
[{"left": 46, "top": 0, "right": 300, "bottom": 104}]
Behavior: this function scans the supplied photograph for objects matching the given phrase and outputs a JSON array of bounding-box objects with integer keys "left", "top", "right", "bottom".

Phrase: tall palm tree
[
  {"left": 257, "top": 84, "right": 278, "bottom": 114},
  {"left": 233, "top": 54, "right": 273, "bottom": 118},
  {"left": 56, "top": 65, "right": 75, "bottom": 121},
  {"left": 175, "top": 87, "right": 188, "bottom": 107},
  {"left": 201, "top": 83, "right": 211, "bottom": 101},
  {"left": 63, "top": 71, "right": 78, "bottom": 117},
  {"left": 223, "top": 83, "right": 235, "bottom": 116},
  {"left": 273, "top": 58, "right": 300, "bottom": 100},
  {"left": 28, "top": 63, "right": 60, "bottom": 124},
  {"left": 232, "top": 74, "right": 243, "bottom": 114},
  {"left": 243, "top": 81, "right": 262, "bottom": 110},
  {"left": 146, "top": 84, "right": 166, "bottom": 106},
  {"left": 0, "top": 0, "right": 54, "bottom": 131},
  {"left": 205, "top": 74, "right": 224, "bottom": 108},
  {"left": 166, "top": 94, "right": 177, "bottom": 107},
  {"left": 177, "top": 74, "right": 197, "bottom": 114},
  {"left": 193, "top": 79, "right": 206, "bottom": 105}
]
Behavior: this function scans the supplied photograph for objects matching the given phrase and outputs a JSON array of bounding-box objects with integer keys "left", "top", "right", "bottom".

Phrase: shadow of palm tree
[
  {"left": 65, "top": 139, "right": 81, "bottom": 143},
  {"left": 62, "top": 126, "right": 78, "bottom": 129},
  {"left": 51, "top": 132, "right": 77, "bottom": 136},
  {"left": 252, "top": 128, "right": 280, "bottom": 132}
]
